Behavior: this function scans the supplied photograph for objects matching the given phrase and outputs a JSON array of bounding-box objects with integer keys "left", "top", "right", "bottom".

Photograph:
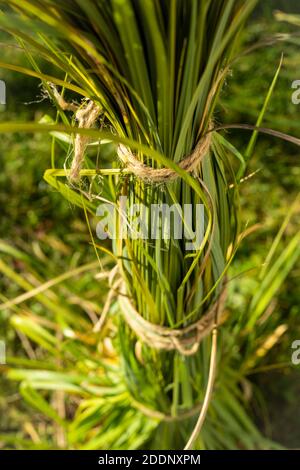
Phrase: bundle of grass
[{"left": 0, "top": 0, "right": 263, "bottom": 448}]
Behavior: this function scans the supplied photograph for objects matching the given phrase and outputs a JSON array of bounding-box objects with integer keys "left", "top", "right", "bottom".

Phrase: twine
[
  {"left": 117, "top": 129, "right": 212, "bottom": 183},
  {"left": 118, "top": 283, "right": 227, "bottom": 356},
  {"left": 49, "top": 88, "right": 222, "bottom": 438},
  {"left": 70, "top": 100, "right": 101, "bottom": 181},
  {"left": 49, "top": 85, "right": 101, "bottom": 182}
]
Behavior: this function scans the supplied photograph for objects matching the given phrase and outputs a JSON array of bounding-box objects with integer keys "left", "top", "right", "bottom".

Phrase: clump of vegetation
[{"left": 0, "top": 0, "right": 299, "bottom": 450}]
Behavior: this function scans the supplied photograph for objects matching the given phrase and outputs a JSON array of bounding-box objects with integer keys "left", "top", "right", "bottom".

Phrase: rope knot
[{"left": 117, "top": 129, "right": 212, "bottom": 183}]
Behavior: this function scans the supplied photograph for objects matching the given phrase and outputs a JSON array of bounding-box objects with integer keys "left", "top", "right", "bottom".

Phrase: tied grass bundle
[{"left": 0, "top": 0, "right": 259, "bottom": 448}]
